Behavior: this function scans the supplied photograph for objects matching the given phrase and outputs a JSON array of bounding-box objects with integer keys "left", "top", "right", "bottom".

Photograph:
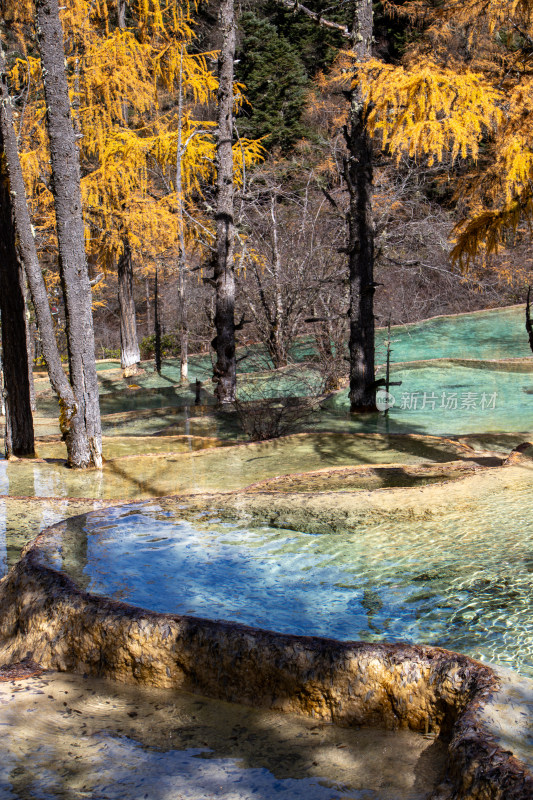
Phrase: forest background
[{"left": 3, "top": 0, "right": 533, "bottom": 377}]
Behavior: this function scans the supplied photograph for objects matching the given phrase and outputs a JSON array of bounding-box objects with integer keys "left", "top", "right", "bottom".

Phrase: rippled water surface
[{"left": 40, "top": 471, "right": 533, "bottom": 679}]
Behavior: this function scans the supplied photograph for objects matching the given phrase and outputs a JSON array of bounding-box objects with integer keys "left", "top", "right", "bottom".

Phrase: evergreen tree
[{"left": 236, "top": 13, "right": 309, "bottom": 150}]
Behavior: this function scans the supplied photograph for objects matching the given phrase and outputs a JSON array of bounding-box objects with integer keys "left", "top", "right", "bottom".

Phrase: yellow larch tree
[
  {"left": 380, "top": 0, "right": 533, "bottom": 266},
  {"left": 7, "top": 0, "right": 263, "bottom": 371}
]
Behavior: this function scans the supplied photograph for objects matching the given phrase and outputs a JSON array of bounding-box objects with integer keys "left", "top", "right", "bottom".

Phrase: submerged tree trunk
[
  {"left": 0, "top": 146, "right": 35, "bottom": 457},
  {"left": 35, "top": 0, "right": 102, "bottom": 467},
  {"left": 346, "top": 0, "right": 376, "bottom": 413},
  {"left": 0, "top": 40, "right": 79, "bottom": 454},
  {"left": 117, "top": 241, "right": 141, "bottom": 372},
  {"left": 213, "top": 0, "right": 237, "bottom": 403}
]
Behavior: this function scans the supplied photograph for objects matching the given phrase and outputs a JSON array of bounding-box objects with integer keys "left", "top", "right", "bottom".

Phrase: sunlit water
[
  {"left": 0, "top": 672, "right": 446, "bottom": 800},
  {"left": 39, "top": 471, "right": 533, "bottom": 679},
  {"left": 377, "top": 306, "right": 530, "bottom": 362},
  {"left": 0, "top": 434, "right": 475, "bottom": 501}
]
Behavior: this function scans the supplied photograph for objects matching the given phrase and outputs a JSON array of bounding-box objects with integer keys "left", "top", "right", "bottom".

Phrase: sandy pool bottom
[{"left": 0, "top": 671, "right": 447, "bottom": 800}]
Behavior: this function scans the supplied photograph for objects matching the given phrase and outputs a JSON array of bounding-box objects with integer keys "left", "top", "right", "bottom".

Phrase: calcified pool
[{"left": 38, "top": 464, "right": 533, "bottom": 679}]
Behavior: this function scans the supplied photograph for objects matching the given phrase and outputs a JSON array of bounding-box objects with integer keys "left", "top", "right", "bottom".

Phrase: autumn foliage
[{"left": 6, "top": 0, "right": 263, "bottom": 289}]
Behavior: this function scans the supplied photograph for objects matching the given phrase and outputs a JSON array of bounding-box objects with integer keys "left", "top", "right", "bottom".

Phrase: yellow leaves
[
  {"left": 389, "top": 0, "right": 533, "bottom": 30},
  {"left": 356, "top": 58, "right": 502, "bottom": 166},
  {"left": 7, "top": 0, "right": 262, "bottom": 280},
  {"left": 78, "top": 30, "right": 157, "bottom": 156},
  {"left": 155, "top": 46, "right": 218, "bottom": 100},
  {"left": 232, "top": 138, "right": 266, "bottom": 187},
  {"left": 452, "top": 190, "right": 533, "bottom": 267}
]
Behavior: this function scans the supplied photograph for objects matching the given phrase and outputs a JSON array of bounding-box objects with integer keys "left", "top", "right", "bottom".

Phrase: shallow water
[
  {"left": 36, "top": 435, "right": 228, "bottom": 461},
  {"left": 0, "top": 672, "right": 446, "bottom": 800},
  {"left": 380, "top": 306, "right": 530, "bottom": 362},
  {"left": 39, "top": 468, "right": 533, "bottom": 678},
  {"left": 0, "top": 434, "right": 478, "bottom": 502},
  {"left": 0, "top": 497, "right": 110, "bottom": 576},
  {"left": 322, "top": 363, "right": 533, "bottom": 436}
]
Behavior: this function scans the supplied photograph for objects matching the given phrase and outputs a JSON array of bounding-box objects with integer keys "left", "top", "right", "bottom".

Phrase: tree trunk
[
  {"left": 35, "top": 0, "right": 102, "bottom": 468},
  {"left": 145, "top": 276, "right": 151, "bottom": 335},
  {"left": 0, "top": 146, "right": 35, "bottom": 457},
  {"left": 345, "top": 0, "right": 376, "bottom": 413},
  {"left": 24, "top": 286, "right": 37, "bottom": 412},
  {"left": 176, "top": 47, "right": 189, "bottom": 384},
  {"left": 213, "top": 0, "right": 237, "bottom": 403},
  {"left": 178, "top": 263, "right": 189, "bottom": 383},
  {"left": 154, "top": 266, "right": 162, "bottom": 374},
  {"left": 115, "top": 0, "right": 140, "bottom": 374},
  {"left": 0, "top": 40, "right": 79, "bottom": 453},
  {"left": 269, "top": 193, "right": 287, "bottom": 368},
  {"left": 117, "top": 241, "right": 141, "bottom": 372}
]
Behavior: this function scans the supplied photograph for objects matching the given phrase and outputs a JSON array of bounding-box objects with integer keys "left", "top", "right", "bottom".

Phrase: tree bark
[
  {"left": 24, "top": 286, "right": 37, "bottom": 412},
  {"left": 35, "top": 0, "right": 102, "bottom": 468},
  {"left": 176, "top": 47, "right": 189, "bottom": 384},
  {"left": 0, "top": 147, "right": 35, "bottom": 457},
  {"left": 145, "top": 276, "right": 151, "bottom": 334},
  {"left": 117, "top": 241, "right": 141, "bottom": 371},
  {"left": 116, "top": 0, "right": 140, "bottom": 374},
  {"left": 345, "top": 0, "right": 376, "bottom": 413},
  {"left": 213, "top": 0, "right": 237, "bottom": 403},
  {"left": 0, "top": 40, "right": 79, "bottom": 453},
  {"left": 269, "top": 193, "right": 287, "bottom": 368},
  {"left": 154, "top": 266, "right": 162, "bottom": 374}
]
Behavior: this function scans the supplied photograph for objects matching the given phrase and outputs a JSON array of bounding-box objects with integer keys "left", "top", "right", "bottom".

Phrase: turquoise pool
[{"left": 40, "top": 471, "right": 533, "bottom": 679}]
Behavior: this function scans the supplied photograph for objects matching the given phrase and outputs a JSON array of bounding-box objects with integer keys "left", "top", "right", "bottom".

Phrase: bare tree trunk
[
  {"left": 0, "top": 42, "right": 79, "bottom": 453},
  {"left": 269, "top": 193, "right": 287, "bottom": 368},
  {"left": 117, "top": 242, "right": 141, "bottom": 372},
  {"left": 116, "top": 0, "right": 140, "bottom": 374},
  {"left": 24, "top": 286, "right": 36, "bottom": 412},
  {"left": 268, "top": 0, "right": 377, "bottom": 411},
  {"left": 145, "top": 276, "right": 152, "bottom": 335},
  {"left": 154, "top": 266, "right": 162, "bottom": 375},
  {"left": 176, "top": 47, "right": 189, "bottom": 384},
  {"left": 35, "top": 0, "right": 102, "bottom": 467},
  {"left": 213, "top": 0, "right": 237, "bottom": 403},
  {"left": 117, "top": 0, "right": 127, "bottom": 29},
  {"left": 345, "top": 0, "right": 376, "bottom": 413},
  {"left": 178, "top": 261, "right": 189, "bottom": 383},
  {"left": 0, "top": 141, "right": 35, "bottom": 457}
]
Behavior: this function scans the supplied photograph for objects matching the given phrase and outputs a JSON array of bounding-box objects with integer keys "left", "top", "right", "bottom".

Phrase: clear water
[
  {"left": 40, "top": 471, "right": 533, "bottom": 679},
  {"left": 36, "top": 435, "right": 228, "bottom": 460},
  {"left": 323, "top": 363, "right": 533, "bottom": 435},
  {"left": 0, "top": 497, "right": 107, "bottom": 576},
  {"left": 28, "top": 306, "right": 533, "bottom": 439},
  {"left": 0, "top": 672, "right": 445, "bottom": 800},
  {"left": 376, "top": 306, "right": 530, "bottom": 363},
  {"left": 0, "top": 434, "right": 473, "bottom": 502}
]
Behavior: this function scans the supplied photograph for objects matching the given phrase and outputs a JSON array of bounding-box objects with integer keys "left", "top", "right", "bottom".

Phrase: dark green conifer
[{"left": 236, "top": 13, "right": 309, "bottom": 151}]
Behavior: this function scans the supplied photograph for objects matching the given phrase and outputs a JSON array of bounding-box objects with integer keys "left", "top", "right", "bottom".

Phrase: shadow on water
[{"left": 0, "top": 670, "right": 447, "bottom": 800}]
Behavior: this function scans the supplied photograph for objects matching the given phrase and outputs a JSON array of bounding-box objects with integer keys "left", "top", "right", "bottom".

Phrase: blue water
[
  {"left": 375, "top": 306, "right": 530, "bottom": 363},
  {"left": 41, "top": 485, "right": 533, "bottom": 679},
  {"left": 322, "top": 362, "right": 533, "bottom": 435}
]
